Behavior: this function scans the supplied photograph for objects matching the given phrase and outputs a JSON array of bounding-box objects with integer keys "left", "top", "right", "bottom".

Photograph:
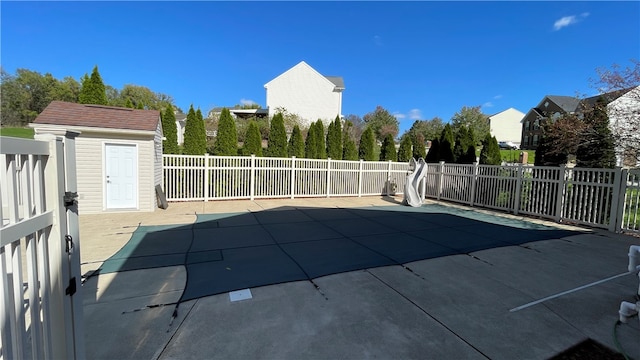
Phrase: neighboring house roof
[
  {"left": 545, "top": 95, "right": 582, "bottom": 113},
  {"left": 488, "top": 107, "right": 524, "bottom": 119},
  {"left": 325, "top": 76, "right": 345, "bottom": 90},
  {"left": 264, "top": 61, "right": 345, "bottom": 92},
  {"left": 33, "top": 101, "right": 160, "bottom": 132}
]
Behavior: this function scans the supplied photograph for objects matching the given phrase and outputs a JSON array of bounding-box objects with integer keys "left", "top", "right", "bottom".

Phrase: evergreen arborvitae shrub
[
  {"left": 425, "top": 138, "right": 440, "bottom": 163},
  {"left": 125, "top": 98, "right": 134, "bottom": 109},
  {"left": 412, "top": 135, "right": 426, "bottom": 160},
  {"left": 183, "top": 105, "right": 207, "bottom": 155},
  {"left": 196, "top": 108, "right": 208, "bottom": 151},
  {"left": 305, "top": 122, "right": 318, "bottom": 159},
  {"left": 79, "top": 66, "right": 108, "bottom": 105},
  {"left": 267, "top": 112, "right": 287, "bottom": 157},
  {"left": 380, "top": 134, "right": 397, "bottom": 161},
  {"left": 288, "top": 124, "right": 305, "bottom": 158},
  {"left": 439, "top": 124, "right": 455, "bottom": 163},
  {"left": 242, "top": 120, "right": 263, "bottom": 156},
  {"left": 454, "top": 126, "right": 477, "bottom": 164},
  {"left": 162, "top": 105, "right": 179, "bottom": 154},
  {"left": 479, "top": 135, "right": 501, "bottom": 165},
  {"left": 359, "top": 127, "right": 375, "bottom": 161},
  {"left": 397, "top": 135, "right": 413, "bottom": 162},
  {"left": 315, "top": 120, "right": 327, "bottom": 159},
  {"left": 326, "top": 116, "right": 343, "bottom": 159},
  {"left": 343, "top": 135, "right": 358, "bottom": 161},
  {"left": 213, "top": 108, "right": 238, "bottom": 156}
]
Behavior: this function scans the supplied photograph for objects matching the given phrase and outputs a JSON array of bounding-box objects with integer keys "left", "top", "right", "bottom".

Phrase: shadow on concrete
[{"left": 90, "top": 205, "right": 580, "bottom": 303}]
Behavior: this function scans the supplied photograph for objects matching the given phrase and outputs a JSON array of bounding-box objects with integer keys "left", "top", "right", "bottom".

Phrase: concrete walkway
[{"left": 79, "top": 196, "right": 640, "bottom": 360}]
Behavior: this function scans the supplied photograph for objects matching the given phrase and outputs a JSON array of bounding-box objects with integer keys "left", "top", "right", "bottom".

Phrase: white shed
[
  {"left": 264, "top": 61, "right": 345, "bottom": 127},
  {"left": 30, "top": 101, "right": 163, "bottom": 214}
]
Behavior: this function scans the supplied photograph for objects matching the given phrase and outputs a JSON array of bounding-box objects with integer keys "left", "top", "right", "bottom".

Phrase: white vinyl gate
[{"left": 1, "top": 133, "right": 85, "bottom": 360}]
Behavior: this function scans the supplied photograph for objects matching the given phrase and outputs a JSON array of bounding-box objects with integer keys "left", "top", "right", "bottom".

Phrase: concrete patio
[{"left": 79, "top": 196, "right": 640, "bottom": 360}]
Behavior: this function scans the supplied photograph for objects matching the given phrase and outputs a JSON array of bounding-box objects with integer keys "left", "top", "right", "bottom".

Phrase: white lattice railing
[
  {"left": 163, "top": 155, "right": 409, "bottom": 202},
  {"left": 1, "top": 134, "right": 84, "bottom": 360},
  {"left": 426, "top": 161, "right": 637, "bottom": 233}
]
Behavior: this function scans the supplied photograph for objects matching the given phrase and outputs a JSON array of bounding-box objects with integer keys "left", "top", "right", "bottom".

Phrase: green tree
[
  {"left": 438, "top": 124, "right": 455, "bottom": 162},
  {"left": 266, "top": 112, "right": 288, "bottom": 157},
  {"left": 380, "top": 134, "right": 397, "bottom": 161},
  {"left": 212, "top": 108, "right": 238, "bottom": 156},
  {"left": 125, "top": 98, "right": 134, "bottom": 108},
  {"left": 453, "top": 126, "right": 476, "bottom": 163},
  {"left": 397, "top": 135, "right": 413, "bottom": 162},
  {"left": 315, "top": 120, "right": 327, "bottom": 159},
  {"left": 0, "top": 69, "right": 78, "bottom": 125},
  {"left": 425, "top": 138, "right": 440, "bottom": 163},
  {"left": 412, "top": 133, "right": 427, "bottom": 160},
  {"left": 343, "top": 136, "right": 358, "bottom": 161},
  {"left": 118, "top": 84, "right": 174, "bottom": 111},
  {"left": 534, "top": 115, "right": 576, "bottom": 166},
  {"left": 287, "top": 124, "right": 305, "bottom": 158},
  {"left": 162, "top": 105, "right": 179, "bottom": 154},
  {"left": 451, "top": 106, "right": 490, "bottom": 145},
  {"left": 358, "top": 127, "right": 376, "bottom": 161},
  {"left": 326, "top": 116, "right": 343, "bottom": 159},
  {"left": 305, "top": 122, "right": 319, "bottom": 159},
  {"left": 479, "top": 135, "right": 502, "bottom": 165},
  {"left": 79, "top": 66, "right": 107, "bottom": 105},
  {"left": 575, "top": 98, "right": 616, "bottom": 168},
  {"left": 363, "top": 105, "right": 399, "bottom": 143},
  {"left": 242, "top": 120, "right": 263, "bottom": 156},
  {"left": 406, "top": 117, "right": 444, "bottom": 152},
  {"left": 183, "top": 105, "right": 207, "bottom": 155}
]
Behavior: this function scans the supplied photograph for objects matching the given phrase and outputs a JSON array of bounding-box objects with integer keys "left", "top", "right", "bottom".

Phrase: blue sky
[{"left": 2, "top": 1, "right": 639, "bottom": 135}]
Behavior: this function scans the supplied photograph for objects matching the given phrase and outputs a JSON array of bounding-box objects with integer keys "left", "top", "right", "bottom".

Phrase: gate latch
[
  {"left": 64, "top": 192, "right": 78, "bottom": 207},
  {"left": 65, "top": 235, "right": 73, "bottom": 253}
]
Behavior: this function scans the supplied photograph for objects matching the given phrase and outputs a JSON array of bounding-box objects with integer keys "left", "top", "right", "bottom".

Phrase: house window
[
  {"left": 533, "top": 135, "right": 539, "bottom": 145},
  {"left": 524, "top": 136, "right": 529, "bottom": 145},
  {"left": 525, "top": 121, "right": 530, "bottom": 130}
]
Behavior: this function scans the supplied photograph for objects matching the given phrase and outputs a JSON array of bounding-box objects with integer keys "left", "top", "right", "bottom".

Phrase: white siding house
[
  {"left": 264, "top": 61, "right": 344, "bottom": 127},
  {"left": 488, "top": 108, "right": 525, "bottom": 146},
  {"left": 30, "top": 101, "right": 163, "bottom": 214},
  {"left": 607, "top": 85, "right": 640, "bottom": 167}
]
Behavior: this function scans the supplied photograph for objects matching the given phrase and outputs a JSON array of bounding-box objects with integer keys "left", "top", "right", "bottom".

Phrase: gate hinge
[
  {"left": 64, "top": 191, "right": 78, "bottom": 207},
  {"left": 65, "top": 235, "right": 73, "bottom": 253},
  {"left": 65, "top": 277, "right": 77, "bottom": 296}
]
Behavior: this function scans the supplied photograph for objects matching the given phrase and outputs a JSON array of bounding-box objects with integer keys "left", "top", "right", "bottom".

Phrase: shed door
[{"left": 105, "top": 143, "right": 138, "bottom": 209}]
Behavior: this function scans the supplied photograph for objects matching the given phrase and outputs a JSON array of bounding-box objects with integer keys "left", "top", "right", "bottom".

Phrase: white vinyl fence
[
  {"left": 425, "top": 162, "right": 640, "bottom": 233},
  {"left": 161, "top": 154, "right": 639, "bottom": 234},
  {"left": 1, "top": 134, "right": 84, "bottom": 360},
  {"left": 163, "top": 154, "right": 409, "bottom": 201}
]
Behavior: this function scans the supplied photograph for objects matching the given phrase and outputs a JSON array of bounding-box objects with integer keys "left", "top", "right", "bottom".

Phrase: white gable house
[
  {"left": 264, "top": 61, "right": 344, "bottom": 127},
  {"left": 488, "top": 108, "right": 525, "bottom": 147}
]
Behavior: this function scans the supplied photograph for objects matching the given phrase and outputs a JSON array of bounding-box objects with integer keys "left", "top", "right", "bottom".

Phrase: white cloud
[
  {"left": 482, "top": 102, "right": 494, "bottom": 108},
  {"left": 393, "top": 111, "right": 406, "bottom": 119},
  {"left": 408, "top": 109, "right": 422, "bottom": 120},
  {"left": 240, "top": 98, "right": 256, "bottom": 105},
  {"left": 373, "top": 35, "right": 383, "bottom": 47},
  {"left": 553, "top": 13, "right": 589, "bottom": 31},
  {"left": 493, "top": 95, "right": 503, "bottom": 100}
]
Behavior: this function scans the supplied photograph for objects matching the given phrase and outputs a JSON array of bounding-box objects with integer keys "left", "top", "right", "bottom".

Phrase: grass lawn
[
  {"left": 0, "top": 127, "right": 34, "bottom": 139},
  {"left": 501, "top": 149, "right": 535, "bottom": 164}
]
